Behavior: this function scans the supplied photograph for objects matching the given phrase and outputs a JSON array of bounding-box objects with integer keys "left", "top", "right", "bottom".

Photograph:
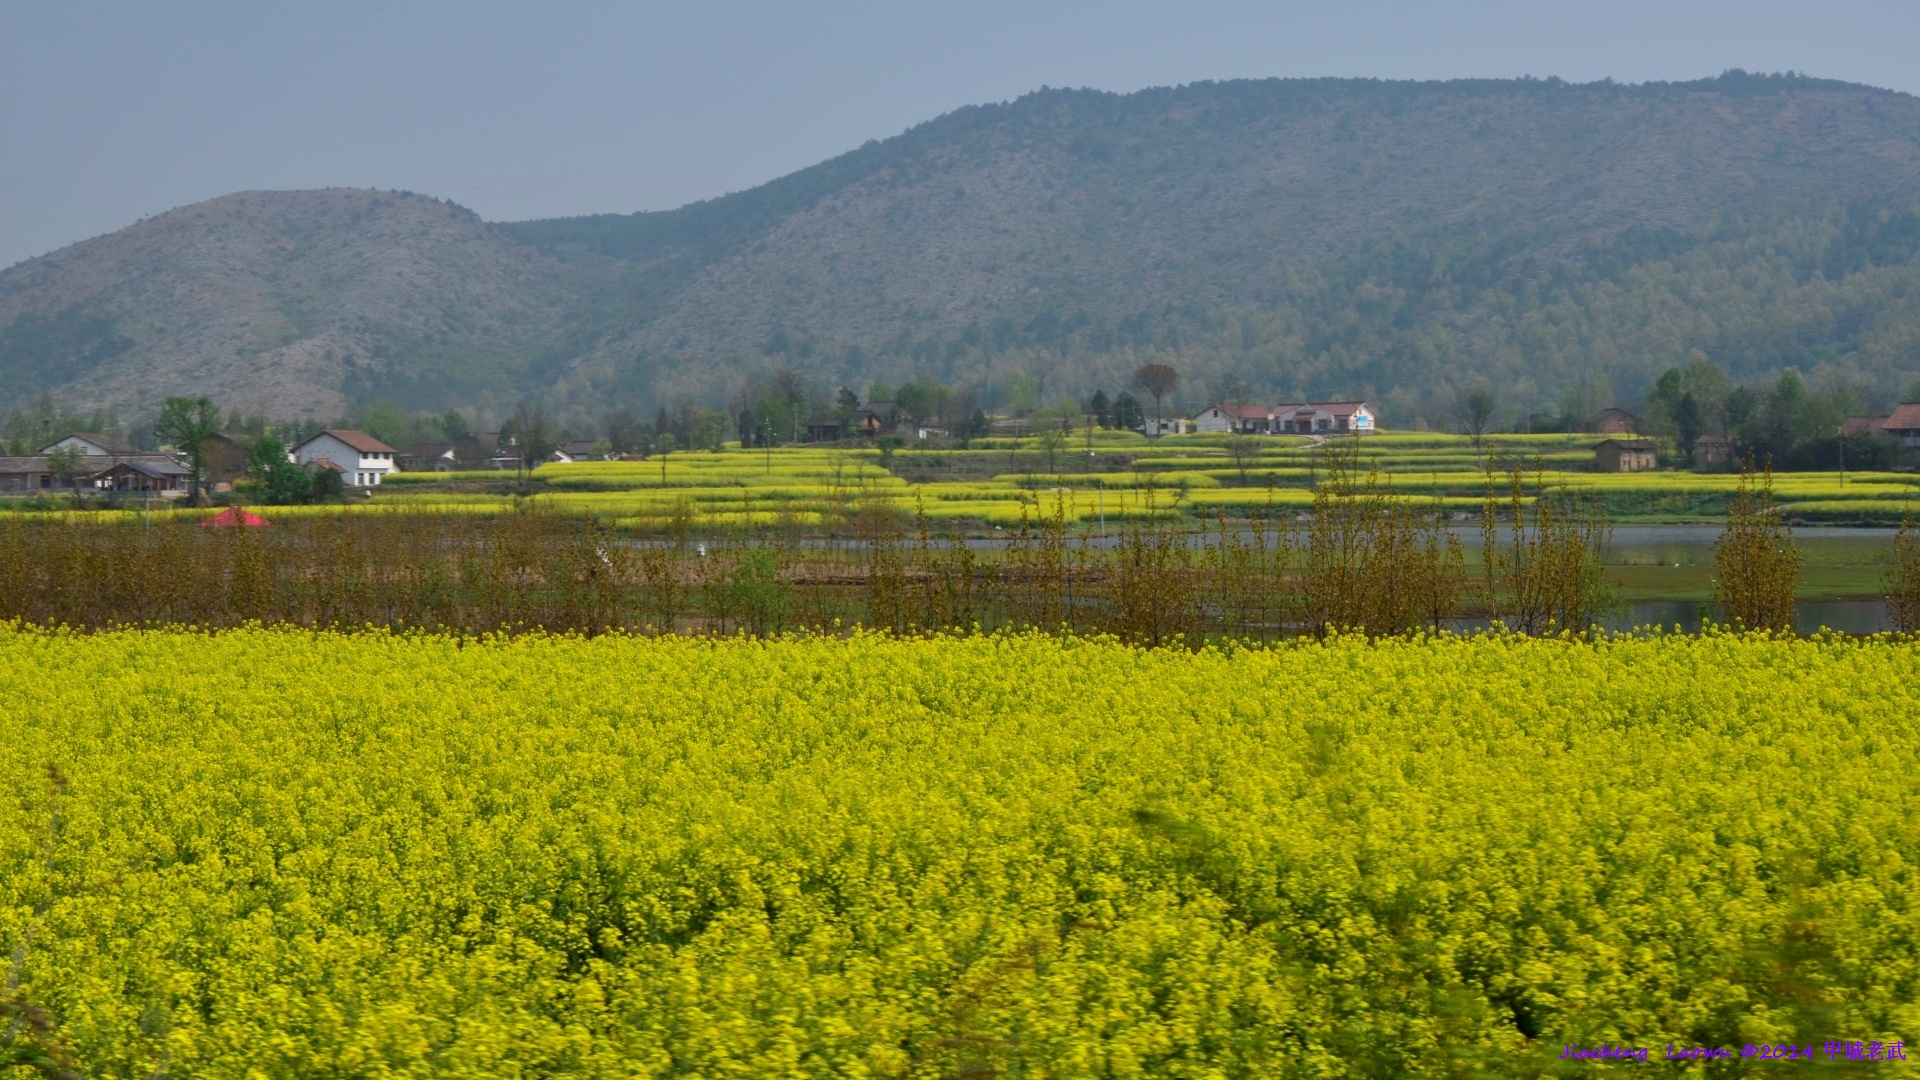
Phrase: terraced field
[{"left": 373, "top": 433, "right": 1920, "bottom": 528}]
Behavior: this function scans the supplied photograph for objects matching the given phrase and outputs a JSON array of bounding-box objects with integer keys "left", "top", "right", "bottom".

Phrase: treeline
[
  {"left": 1641, "top": 361, "right": 1905, "bottom": 470},
  {"left": 1458, "top": 354, "right": 1914, "bottom": 470}
]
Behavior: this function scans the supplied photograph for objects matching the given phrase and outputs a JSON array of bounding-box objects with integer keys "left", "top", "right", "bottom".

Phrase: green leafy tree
[
  {"left": 833, "top": 387, "right": 861, "bottom": 437},
  {"left": 1088, "top": 390, "right": 1111, "bottom": 428},
  {"left": 1673, "top": 393, "right": 1704, "bottom": 454},
  {"left": 1724, "top": 386, "right": 1758, "bottom": 435},
  {"left": 1681, "top": 358, "right": 1731, "bottom": 433},
  {"left": 727, "top": 547, "right": 793, "bottom": 635},
  {"left": 360, "top": 398, "right": 410, "bottom": 447},
  {"left": 1006, "top": 373, "right": 1038, "bottom": 416},
  {"left": 307, "top": 466, "right": 344, "bottom": 502},
  {"left": 47, "top": 445, "right": 88, "bottom": 495},
  {"left": 154, "top": 396, "right": 221, "bottom": 499},
  {"left": 602, "top": 407, "right": 642, "bottom": 455},
  {"left": 963, "top": 408, "right": 991, "bottom": 445},
  {"left": 441, "top": 409, "right": 472, "bottom": 442},
  {"left": 247, "top": 436, "right": 314, "bottom": 505}
]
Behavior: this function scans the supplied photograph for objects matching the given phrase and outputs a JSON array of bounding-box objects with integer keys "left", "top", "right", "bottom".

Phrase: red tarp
[{"left": 199, "top": 506, "right": 270, "bottom": 528}]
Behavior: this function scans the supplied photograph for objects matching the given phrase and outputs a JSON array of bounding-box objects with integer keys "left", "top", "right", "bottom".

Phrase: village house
[
  {"left": 1194, "top": 403, "right": 1274, "bottom": 435},
  {"left": 11, "top": 433, "right": 195, "bottom": 496},
  {"left": 856, "top": 401, "right": 898, "bottom": 436},
  {"left": 805, "top": 408, "right": 844, "bottom": 442},
  {"left": 398, "top": 443, "right": 459, "bottom": 472},
  {"left": 0, "top": 456, "right": 54, "bottom": 493},
  {"left": 2, "top": 453, "right": 191, "bottom": 495},
  {"left": 1879, "top": 404, "right": 1920, "bottom": 449},
  {"left": 1595, "top": 438, "right": 1659, "bottom": 472},
  {"left": 548, "top": 440, "right": 602, "bottom": 463},
  {"left": 1840, "top": 415, "right": 1890, "bottom": 438},
  {"left": 1269, "top": 402, "right": 1376, "bottom": 435},
  {"left": 291, "top": 429, "right": 397, "bottom": 487},
  {"left": 93, "top": 458, "right": 193, "bottom": 492},
  {"left": 1691, "top": 435, "right": 1734, "bottom": 471},
  {"left": 1141, "top": 416, "right": 1192, "bottom": 436}
]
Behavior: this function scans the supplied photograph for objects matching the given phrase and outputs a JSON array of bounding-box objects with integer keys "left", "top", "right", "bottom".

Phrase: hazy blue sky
[{"left": 4, "top": 0, "right": 1917, "bottom": 268}]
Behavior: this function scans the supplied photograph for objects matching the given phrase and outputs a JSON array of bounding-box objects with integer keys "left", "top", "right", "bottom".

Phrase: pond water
[{"left": 1611, "top": 599, "right": 1892, "bottom": 635}]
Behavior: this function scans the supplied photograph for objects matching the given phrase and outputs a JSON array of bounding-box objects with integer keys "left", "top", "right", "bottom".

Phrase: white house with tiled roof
[
  {"left": 1271, "top": 402, "right": 1375, "bottom": 435},
  {"left": 292, "top": 429, "right": 398, "bottom": 487}
]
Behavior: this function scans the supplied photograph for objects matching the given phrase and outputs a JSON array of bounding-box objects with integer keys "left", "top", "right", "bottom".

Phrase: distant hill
[
  {"left": 0, "top": 189, "right": 590, "bottom": 419},
  {"left": 6, "top": 72, "right": 1920, "bottom": 426}
]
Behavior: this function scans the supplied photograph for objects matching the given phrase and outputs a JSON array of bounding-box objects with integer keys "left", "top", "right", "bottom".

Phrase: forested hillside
[
  {"left": 4, "top": 72, "right": 1919, "bottom": 428},
  {"left": 0, "top": 190, "right": 602, "bottom": 419}
]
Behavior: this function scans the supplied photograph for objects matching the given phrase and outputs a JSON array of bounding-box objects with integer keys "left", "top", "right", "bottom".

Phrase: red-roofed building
[{"left": 1879, "top": 404, "right": 1920, "bottom": 448}]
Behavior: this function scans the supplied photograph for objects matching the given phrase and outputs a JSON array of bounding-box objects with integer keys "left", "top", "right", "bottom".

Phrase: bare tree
[
  {"left": 1225, "top": 430, "right": 1262, "bottom": 486},
  {"left": 1131, "top": 364, "right": 1179, "bottom": 437},
  {"left": 1035, "top": 412, "right": 1073, "bottom": 475},
  {"left": 1461, "top": 388, "right": 1497, "bottom": 454},
  {"left": 1714, "top": 455, "right": 1798, "bottom": 632}
]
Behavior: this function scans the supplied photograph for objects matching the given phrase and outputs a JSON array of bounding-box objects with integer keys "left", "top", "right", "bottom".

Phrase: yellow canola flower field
[{"left": 3, "top": 627, "right": 1919, "bottom": 1077}]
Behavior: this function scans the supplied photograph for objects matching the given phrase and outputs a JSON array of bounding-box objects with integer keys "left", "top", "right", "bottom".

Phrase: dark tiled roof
[{"left": 110, "top": 458, "right": 192, "bottom": 479}]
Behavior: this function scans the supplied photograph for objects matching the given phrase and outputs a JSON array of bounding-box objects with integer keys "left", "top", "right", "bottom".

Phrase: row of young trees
[{"left": 0, "top": 448, "right": 1611, "bottom": 640}]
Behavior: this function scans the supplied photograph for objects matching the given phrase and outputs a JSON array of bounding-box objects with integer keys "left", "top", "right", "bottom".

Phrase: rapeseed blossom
[{"left": 1, "top": 626, "right": 1915, "bottom": 1076}]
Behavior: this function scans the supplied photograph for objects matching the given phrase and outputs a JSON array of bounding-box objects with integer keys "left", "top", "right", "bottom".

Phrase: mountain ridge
[{"left": 6, "top": 72, "right": 1920, "bottom": 427}]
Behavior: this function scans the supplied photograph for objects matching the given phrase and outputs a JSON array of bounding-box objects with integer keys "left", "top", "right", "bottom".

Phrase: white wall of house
[
  {"left": 1190, "top": 405, "right": 1267, "bottom": 430},
  {"left": 294, "top": 433, "right": 395, "bottom": 486}
]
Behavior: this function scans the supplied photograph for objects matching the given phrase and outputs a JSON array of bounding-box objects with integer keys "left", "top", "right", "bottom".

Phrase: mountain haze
[{"left": 6, "top": 72, "right": 1920, "bottom": 426}]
